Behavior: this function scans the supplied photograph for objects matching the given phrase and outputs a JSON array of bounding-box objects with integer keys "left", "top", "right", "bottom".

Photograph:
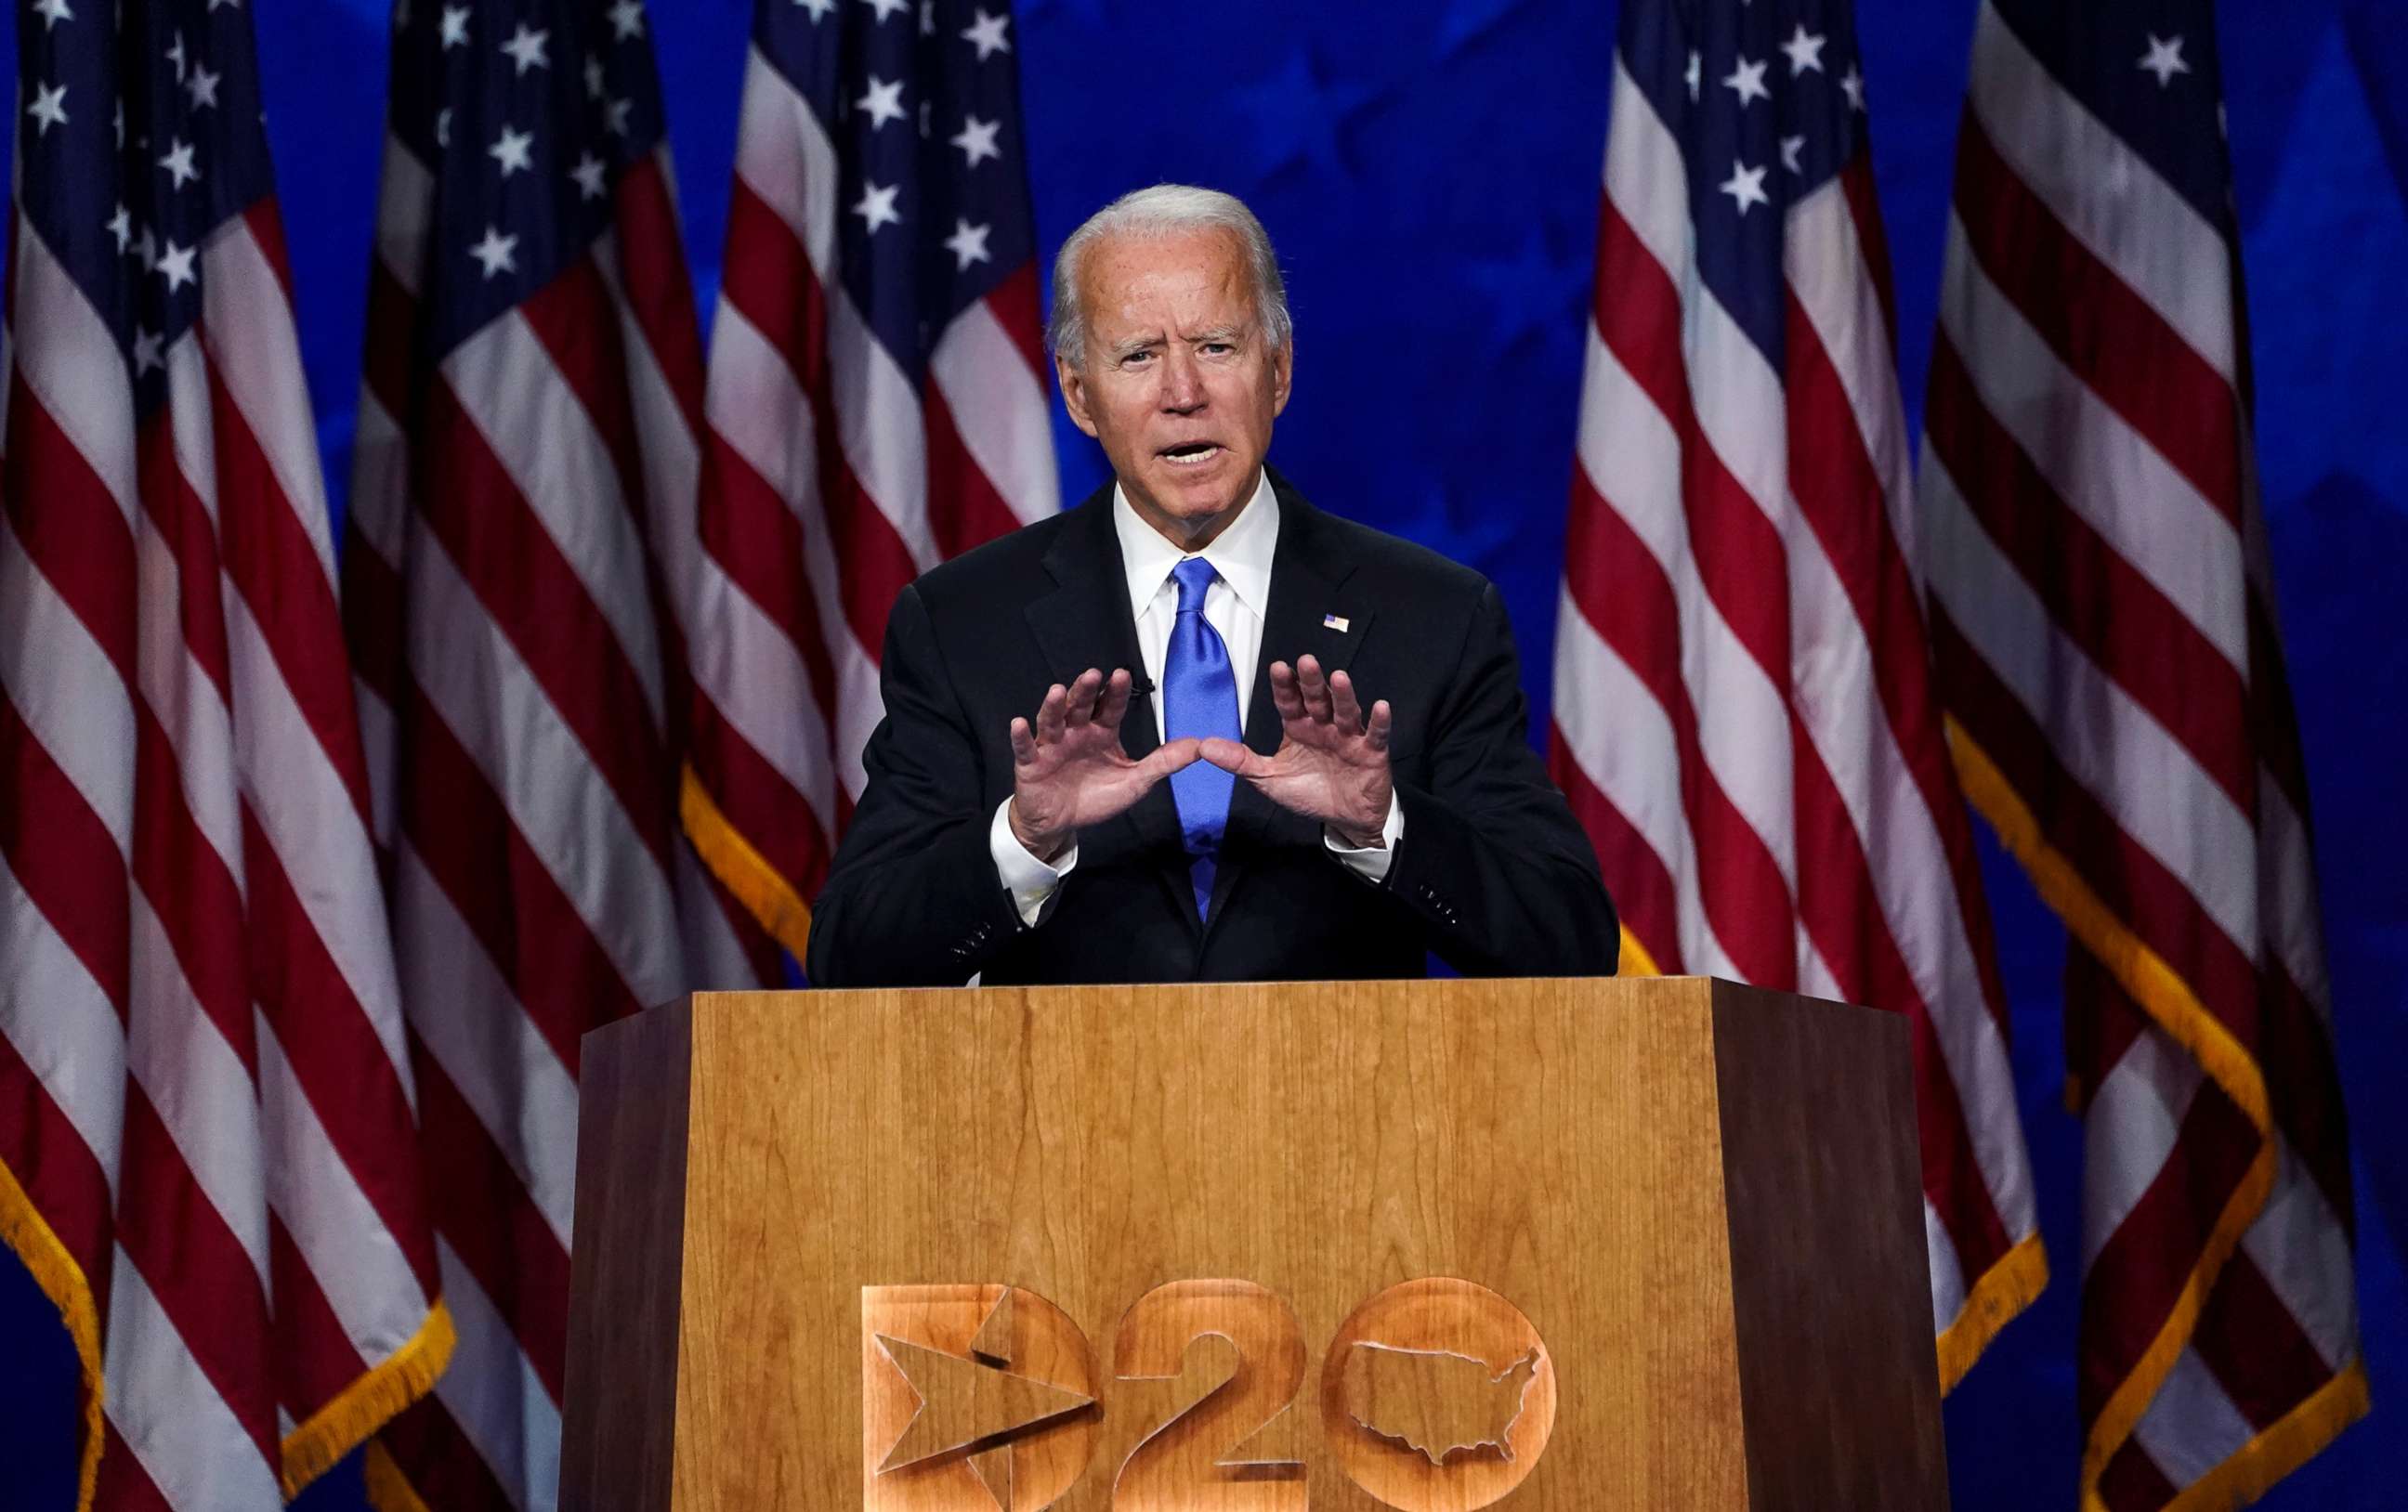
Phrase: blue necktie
[{"left": 1163, "top": 558, "right": 1240, "bottom": 921}]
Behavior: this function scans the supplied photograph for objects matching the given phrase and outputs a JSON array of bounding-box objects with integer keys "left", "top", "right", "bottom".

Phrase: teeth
[{"left": 1164, "top": 446, "right": 1220, "bottom": 465}]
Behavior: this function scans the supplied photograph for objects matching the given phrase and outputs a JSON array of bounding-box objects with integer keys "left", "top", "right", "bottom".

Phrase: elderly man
[{"left": 805, "top": 185, "right": 1616, "bottom": 985}]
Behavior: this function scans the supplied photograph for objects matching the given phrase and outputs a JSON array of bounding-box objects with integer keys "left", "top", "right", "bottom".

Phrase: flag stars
[
  {"left": 857, "top": 76, "right": 908, "bottom": 131},
  {"left": 500, "top": 23, "right": 549, "bottom": 74},
  {"left": 951, "top": 114, "right": 1001, "bottom": 167},
  {"left": 1719, "top": 158, "right": 1769, "bottom": 215},
  {"left": 2138, "top": 34, "right": 2191, "bottom": 88},
  {"left": 187, "top": 64, "right": 221, "bottom": 111},
  {"left": 160, "top": 139, "right": 201, "bottom": 190},
  {"left": 862, "top": 0, "right": 910, "bottom": 20},
  {"left": 1839, "top": 64, "right": 1865, "bottom": 111},
  {"left": 921, "top": 0, "right": 936, "bottom": 35},
  {"left": 108, "top": 205, "right": 133, "bottom": 253},
  {"left": 27, "top": 83, "right": 68, "bottom": 137},
  {"left": 1780, "top": 23, "right": 1826, "bottom": 77},
  {"left": 489, "top": 124, "right": 534, "bottom": 177},
  {"left": 945, "top": 218, "right": 992, "bottom": 270},
  {"left": 605, "top": 97, "right": 635, "bottom": 136},
  {"left": 1780, "top": 134, "right": 1805, "bottom": 174},
  {"left": 469, "top": 225, "right": 517, "bottom": 279},
  {"left": 157, "top": 240, "right": 198, "bottom": 293},
  {"left": 32, "top": 0, "right": 72, "bottom": 32},
  {"left": 570, "top": 152, "right": 609, "bottom": 200},
  {"left": 963, "top": 8, "right": 1012, "bottom": 59},
  {"left": 132, "top": 329, "right": 164, "bottom": 376},
  {"left": 585, "top": 56, "right": 606, "bottom": 99},
  {"left": 853, "top": 180, "right": 901, "bottom": 234},
  {"left": 1685, "top": 50, "right": 1701, "bottom": 102},
  {"left": 440, "top": 6, "right": 469, "bottom": 49},
  {"left": 437, "top": 108, "right": 452, "bottom": 147},
  {"left": 1723, "top": 56, "right": 1770, "bottom": 108},
  {"left": 795, "top": 0, "right": 836, "bottom": 20},
  {"left": 608, "top": 0, "right": 645, "bottom": 40},
  {"left": 167, "top": 32, "right": 188, "bottom": 83}
]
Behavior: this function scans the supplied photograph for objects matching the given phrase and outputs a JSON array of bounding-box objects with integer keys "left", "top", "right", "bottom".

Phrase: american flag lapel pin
[{"left": 1322, "top": 613, "right": 1351, "bottom": 632}]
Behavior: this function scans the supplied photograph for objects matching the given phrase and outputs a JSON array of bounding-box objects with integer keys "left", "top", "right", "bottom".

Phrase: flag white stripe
[
  {"left": 0, "top": 847, "right": 128, "bottom": 1193},
  {"left": 348, "top": 391, "right": 414, "bottom": 568},
  {"left": 2128, "top": 1345, "right": 2257, "bottom": 1487},
  {"left": 431, "top": 1238, "right": 560, "bottom": 1512},
  {"left": 0, "top": 515, "right": 137, "bottom": 853},
  {"left": 392, "top": 849, "right": 579, "bottom": 1249},
  {"left": 1938, "top": 230, "right": 2247, "bottom": 671},
  {"left": 928, "top": 298, "right": 1060, "bottom": 527},
  {"left": 1601, "top": 58, "right": 1691, "bottom": 285},
  {"left": 2257, "top": 776, "right": 2333, "bottom": 1014},
  {"left": 441, "top": 318, "right": 669, "bottom": 731},
  {"left": 200, "top": 217, "right": 343, "bottom": 577},
  {"left": 101, "top": 1252, "right": 283, "bottom": 1508},
  {"left": 224, "top": 587, "right": 416, "bottom": 1094},
  {"left": 1922, "top": 452, "right": 2260, "bottom": 956},
  {"left": 2081, "top": 1027, "right": 2204, "bottom": 1274},
  {"left": 1925, "top": 1199, "right": 1970, "bottom": 1334},
  {"left": 1966, "top": 1, "right": 2234, "bottom": 383},
  {"left": 372, "top": 136, "right": 436, "bottom": 302},
  {"left": 8, "top": 226, "right": 139, "bottom": 528},
  {"left": 2240, "top": 1140, "right": 2361, "bottom": 1372},
  {"left": 401, "top": 528, "right": 685, "bottom": 1018}
]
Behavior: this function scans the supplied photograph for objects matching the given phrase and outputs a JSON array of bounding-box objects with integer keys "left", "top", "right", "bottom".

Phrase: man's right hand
[{"left": 1008, "top": 668, "right": 1197, "bottom": 862}]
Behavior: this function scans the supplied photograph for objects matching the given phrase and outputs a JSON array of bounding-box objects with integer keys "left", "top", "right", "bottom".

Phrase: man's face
[{"left": 1056, "top": 228, "right": 1292, "bottom": 547}]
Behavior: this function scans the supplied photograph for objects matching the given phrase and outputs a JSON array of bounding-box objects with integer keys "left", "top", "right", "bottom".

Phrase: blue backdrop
[{"left": 3, "top": 2, "right": 2401, "bottom": 1506}]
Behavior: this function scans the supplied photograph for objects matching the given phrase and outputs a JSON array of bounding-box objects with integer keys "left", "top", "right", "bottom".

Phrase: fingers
[
  {"left": 1140, "top": 736, "right": 1202, "bottom": 782},
  {"left": 1034, "top": 682, "right": 1068, "bottom": 743},
  {"left": 1197, "top": 736, "right": 1275, "bottom": 778},
  {"left": 1366, "top": 698, "right": 1393, "bottom": 753},
  {"left": 1328, "top": 669, "right": 1364, "bottom": 732},
  {"left": 1010, "top": 715, "right": 1038, "bottom": 767},
  {"left": 1268, "top": 659, "right": 1307, "bottom": 723},
  {"left": 1062, "top": 668, "right": 1106, "bottom": 729},
  {"left": 1295, "top": 655, "right": 1336, "bottom": 723},
  {"left": 1094, "top": 667, "right": 1134, "bottom": 732}
]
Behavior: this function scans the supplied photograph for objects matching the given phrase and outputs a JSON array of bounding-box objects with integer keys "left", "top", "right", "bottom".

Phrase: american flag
[
  {"left": 1923, "top": 2, "right": 2366, "bottom": 1505},
  {"left": 687, "top": 0, "right": 1058, "bottom": 947},
  {"left": 0, "top": 0, "right": 451, "bottom": 1506},
  {"left": 342, "top": 0, "right": 773, "bottom": 1505},
  {"left": 1550, "top": 0, "right": 2048, "bottom": 1388}
]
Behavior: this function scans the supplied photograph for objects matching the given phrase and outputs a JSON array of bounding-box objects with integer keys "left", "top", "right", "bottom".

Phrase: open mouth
[{"left": 1158, "top": 442, "right": 1224, "bottom": 467}]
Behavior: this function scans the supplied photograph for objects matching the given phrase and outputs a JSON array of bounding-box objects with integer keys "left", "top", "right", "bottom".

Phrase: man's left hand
[{"left": 1198, "top": 654, "right": 1393, "bottom": 846}]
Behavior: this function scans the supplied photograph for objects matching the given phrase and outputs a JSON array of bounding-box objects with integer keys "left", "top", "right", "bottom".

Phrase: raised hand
[
  {"left": 1009, "top": 668, "right": 1199, "bottom": 862},
  {"left": 1197, "top": 655, "right": 1393, "bottom": 845}
]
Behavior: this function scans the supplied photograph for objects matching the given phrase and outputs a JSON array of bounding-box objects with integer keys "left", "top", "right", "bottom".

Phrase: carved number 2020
[{"left": 1110, "top": 1279, "right": 1309, "bottom": 1511}]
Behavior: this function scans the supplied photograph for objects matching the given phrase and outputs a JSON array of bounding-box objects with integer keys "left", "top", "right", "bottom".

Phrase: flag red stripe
[
  {"left": 130, "top": 707, "right": 256, "bottom": 1075},
  {"left": 268, "top": 1214, "right": 374, "bottom": 1426},
  {"left": 688, "top": 690, "right": 828, "bottom": 898},
  {"left": 382, "top": 1393, "right": 519, "bottom": 1512},
  {"left": 115, "top": 1087, "right": 278, "bottom": 1465},
  {"left": 695, "top": 432, "right": 839, "bottom": 719},
  {"left": 2245, "top": 593, "right": 2315, "bottom": 828},
  {"left": 609, "top": 155, "right": 709, "bottom": 439},
  {"left": 981, "top": 263, "right": 1049, "bottom": 385},
  {"left": 2076, "top": 1075, "right": 2258, "bottom": 1426},
  {"left": 1838, "top": 160, "right": 1900, "bottom": 346},
  {"left": 416, "top": 378, "right": 677, "bottom": 869},
  {"left": 921, "top": 379, "right": 1025, "bottom": 559},
  {"left": 516, "top": 261, "right": 657, "bottom": 555},
  {"left": 339, "top": 530, "right": 407, "bottom": 712},
  {"left": 2255, "top": 964, "right": 2353, "bottom": 1233},
  {"left": 2191, "top": 1247, "right": 2339, "bottom": 1431},
  {"left": 1951, "top": 116, "right": 2240, "bottom": 525},
  {"left": 0, "top": 693, "right": 132, "bottom": 1017},
  {"left": 95, "top": 1418, "right": 177, "bottom": 1512},
  {"left": 1782, "top": 288, "right": 2016, "bottom": 1034},
  {"left": 414, "top": 1055, "right": 570, "bottom": 1401},
  {"left": 137, "top": 412, "right": 234, "bottom": 703},
  {"left": 360, "top": 263, "right": 418, "bottom": 431},
  {"left": 0, "top": 1027, "right": 112, "bottom": 1296},
  {"left": 1925, "top": 336, "right": 2254, "bottom": 808},
  {"left": 716, "top": 181, "right": 919, "bottom": 658},
  {"left": 5, "top": 385, "right": 139, "bottom": 680},
  {"left": 1548, "top": 735, "right": 1683, "bottom": 974},
  {"left": 241, "top": 807, "right": 440, "bottom": 1294},
  {"left": 396, "top": 680, "right": 647, "bottom": 1066},
  {"left": 203, "top": 351, "right": 377, "bottom": 819},
  {"left": 1563, "top": 467, "right": 1795, "bottom": 984},
  {"left": 2096, "top": 1436, "right": 2180, "bottom": 1512},
  {"left": 1930, "top": 606, "right": 2259, "bottom": 1033}
]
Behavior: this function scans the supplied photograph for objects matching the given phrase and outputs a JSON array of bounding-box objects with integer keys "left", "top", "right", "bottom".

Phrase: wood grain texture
[
  {"left": 559, "top": 996, "right": 693, "bottom": 1512},
  {"left": 563, "top": 977, "right": 1946, "bottom": 1511},
  {"left": 1708, "top": 979, "right": 1951, "bottom": 1509}
]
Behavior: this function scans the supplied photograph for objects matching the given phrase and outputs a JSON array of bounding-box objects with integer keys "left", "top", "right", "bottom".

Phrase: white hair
[{"left": 1046, "top": 184, "right": 1292, "bottom": 368}]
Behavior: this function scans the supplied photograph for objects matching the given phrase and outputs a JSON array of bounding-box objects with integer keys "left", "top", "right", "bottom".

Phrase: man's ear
[
  {"left": 1056, "top": 356, "right": 1101, "bottom": 438},
  {"left": 1270, "top": 339, "right": 1293, "bottom": 418}
]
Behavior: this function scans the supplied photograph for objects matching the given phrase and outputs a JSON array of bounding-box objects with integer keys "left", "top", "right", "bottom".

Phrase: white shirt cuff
[
  {"left": 991, "top": 799, "right": 1079, "bottom": 927},
  {"left": 1324, "top": 789, "right": 1405, "bottom": 883}
]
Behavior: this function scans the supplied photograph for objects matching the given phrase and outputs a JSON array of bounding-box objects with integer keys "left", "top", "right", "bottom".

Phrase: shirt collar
[{"left": 1112, "top": 468, "right": 1280, "bottom": 623}]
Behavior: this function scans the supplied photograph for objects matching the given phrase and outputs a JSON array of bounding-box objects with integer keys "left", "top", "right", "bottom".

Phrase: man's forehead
[{"left": 1084, "top": 229, "right": 1250, "bottom": 307}]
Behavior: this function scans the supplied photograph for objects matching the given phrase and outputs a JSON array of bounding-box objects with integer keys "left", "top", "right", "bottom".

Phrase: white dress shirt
[{"left": 989, "top": 471, "right": 1404, "bottom": 925}]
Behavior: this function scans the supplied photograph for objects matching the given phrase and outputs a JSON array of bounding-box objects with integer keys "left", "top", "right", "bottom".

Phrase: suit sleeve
[
  {"left": 1382, "top": 580, "right": 1619, "bottom": 976},
  {"left": 805, "top": 583, "right": 1027, "bottom": 986}
]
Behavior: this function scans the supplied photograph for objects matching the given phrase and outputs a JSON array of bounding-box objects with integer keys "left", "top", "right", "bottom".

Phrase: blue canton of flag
[{"left": 756, "top": 0, "right": 1039, "bottom": 384}]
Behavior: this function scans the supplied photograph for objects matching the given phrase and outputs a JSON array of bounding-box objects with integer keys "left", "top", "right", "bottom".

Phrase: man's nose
[{"left": 1157, "top": 349, "right": 1207, "bottom": 412}]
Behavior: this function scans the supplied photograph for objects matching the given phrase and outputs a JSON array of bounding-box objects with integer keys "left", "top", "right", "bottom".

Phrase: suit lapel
[
  {"left": 1206, "top": 477, "right": 1376, "bottom": 931},
  {"left": 1022, "top": 488, "right": 1187, "bottom": 899}
]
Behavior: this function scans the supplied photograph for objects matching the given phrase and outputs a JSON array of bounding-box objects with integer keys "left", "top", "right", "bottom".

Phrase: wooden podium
[{"left": 560, "top": 977, "right": 1947, "bottom": 1510}]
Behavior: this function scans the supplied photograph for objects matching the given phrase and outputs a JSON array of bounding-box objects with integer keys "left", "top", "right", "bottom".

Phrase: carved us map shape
[{"left": 1339, "top": 1343, "right": 1543, "bottom": 1466}]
